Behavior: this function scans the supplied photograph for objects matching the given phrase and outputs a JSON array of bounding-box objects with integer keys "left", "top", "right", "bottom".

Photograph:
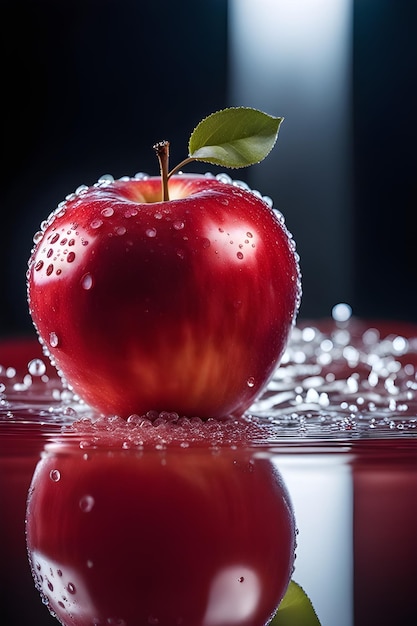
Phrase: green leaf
[
  {"left": 270, "top": 581, "right": 322, "bottom": 626},
  {"left": 188, "top": 107, "right": 283, "bottom": 169}
]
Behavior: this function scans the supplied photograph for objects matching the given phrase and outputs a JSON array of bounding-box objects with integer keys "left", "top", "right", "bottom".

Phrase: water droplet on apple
[
  {"left": 49, "top": 332, "right": 59, "bottom": 347},
  {"left": 91, "top": 219, "right": 103, "bottom": 229},
  {"left": 247, "top": 376, "right": 255, "bottom": 388},
  {"left": 146, "top": 227, "right": 157, "bottom": 238},
  {"left": 46, "top": 264, "right": 54, "bottom": 276},
  {"left": 67, "top": 582, "right": 76, "bottom": 595},
  {"left": 173, "top": 220, "right": 185, "bottom": 230},
  {"left": 124, "top": 207, "right": 138, "bottom": 218},
  {"left": 67, "top": 251, "right": 76, "bottom": 263},
  {"left": 216, "top": 173, "right": 232, "bottom": 184},
  {"left": 236, "top": 251, "right": 244, "bottom": 260},
  {"left": 49, "top": 469, "right": 61, "bottom": 482},
  {"left": 201, "top": 238, "right": 211, "bottom": 249},
  {"left": 246, "top": 232, "right": 253, "bottom": 238},
  {"left": 28, "top": 358, "right": 47, "bottom": 376},
  {"left": 176, "top": 249, "right": 185, "bottom": 259},
  {"left": 50, "top": 233, "right": 60, "bottom": 244},
  {"left": 79, "top": 495, "right": 95, "bottom": 513},
  {"left": 33, "top": 231, "right": 43, "bottom": 244},
  {"left": 81, "top": 273, "right": 94, "bottom": 290},
  {"left": 34, "top": 260, "right": 44, "bottom": 271},
  {"left": 154, "top": 211, "right": 163, "bottom": 220},
  {"left": 97, "top": 174, "right": 114, "bottom": 186},
  {"left": 101, "top": 207, "right": 114, "bottom": 217},
  {"left": 115, "top": 226, "right": 127, "bottom": 236}
]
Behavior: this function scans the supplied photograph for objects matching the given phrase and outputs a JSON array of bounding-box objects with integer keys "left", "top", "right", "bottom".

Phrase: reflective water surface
[{"left": 1, "top": 315, "right": 417, "bottom": 625}]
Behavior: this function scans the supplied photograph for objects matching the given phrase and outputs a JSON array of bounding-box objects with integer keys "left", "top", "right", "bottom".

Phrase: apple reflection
[{"left": 26, "top": 425, "right": 296, "bottom": 626}]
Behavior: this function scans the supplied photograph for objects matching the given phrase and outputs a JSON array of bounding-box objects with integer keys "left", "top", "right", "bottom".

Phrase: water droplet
[
  {"left": 146, "top": 227, "right": 157, "bottom": 238},
  {"left": 35, "top": 260, "right": 44, "bottom": 271},
  {"left": 49, "top": 469, "right": 61, "bottom": 482},
  {"left": 46, "top": 264, "right": 54, "bottom": 276},
  {"left": 28, "top": 358, "right": 47, "bottom": 376},
  {"left": 68, "top": 238, "right": 75, "bottom": 246},
  {"left": 81, "top": 273, "right": 94, "bottom": 290},
  {"left": 101, "top": 207, "right": 114, "bottom": 217},
  {"left": 91, "top": 219, "right": 103, "bottom": 229},
  {"left": 79, "top": 495, "right": 95, "bottom": 513},
  {"left": 81, "top": 239, "right": 89, "bottom": 246},
  {"left": 33, "top": 231, "right": 44, "bottom": 244},
  {"left": 125, "top": 208, "right": 138, "bottom": 218},
  {"left": 332, "top": 302, "right": 352, "bottom": 322},
  {"left": 50, "top": 233, "right": 60, "bottom": 244},
  {"left": 115, "top": 226, "right": 127, "bottom": 236},
  {"left": 67, "top": 251, "right": 76, "bottom": 263},
  {"left": 49, "top": 332, "right": 59, "bottom": 347},
  {"left": 201, "top": 238, "right": 211, "bottom": 249},
  {"left": 173, "top": 220, "right": 185, "bottom": 230},
  {"left": 236, "top": 251, "right": 244, "bottom": 260},
  {"left": 47, "top": 248, "right": 53, "bottom": 258},
  {"left": 67, "top": 582, "right": 76, "bottom": 595},
  {"left": 176, "top": 249, "right": 185, "bottom": 259},
  {"left": 60, "top": 238, "right": 68, "bottom": 246},
  {"left": 97, "top": 174, "right": 114, "bottom": 185},
  {"left": 154, "top": 211, "right": 163, "bottom": 220},
  {"left": 246, "top": 232, "right": 253, "bottom": 238},
  {"left": 238, "top": 576, "right": 245, "bottom": 583},
  {"left": 247, "top": 376, "right": 255, "bottom": 388}
]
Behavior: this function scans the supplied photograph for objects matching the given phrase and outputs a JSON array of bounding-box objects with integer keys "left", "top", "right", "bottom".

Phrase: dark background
[{"left": 1, "top": 0, "right": 416, "bottom": 339}]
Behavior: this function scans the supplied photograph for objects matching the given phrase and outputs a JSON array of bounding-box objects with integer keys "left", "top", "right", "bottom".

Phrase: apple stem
[{"left": 153, "top": 140, "right": 171, "bottom": 201}]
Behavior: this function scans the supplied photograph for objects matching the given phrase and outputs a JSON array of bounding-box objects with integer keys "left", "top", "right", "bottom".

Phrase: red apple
[
  {"left": 27, "top": 172, "right": 300, "bottom": 419},
  {"left": 26, "top": 420, "right": 296, "bottom": 626}
]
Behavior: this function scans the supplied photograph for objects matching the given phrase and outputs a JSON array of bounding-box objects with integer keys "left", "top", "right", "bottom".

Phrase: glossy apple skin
[
  {"left": 26, "top": 440, "right": 296, "bottom": 626},
  {"left": 27, "top": 174, "right": 300, "bottom": 419}
]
